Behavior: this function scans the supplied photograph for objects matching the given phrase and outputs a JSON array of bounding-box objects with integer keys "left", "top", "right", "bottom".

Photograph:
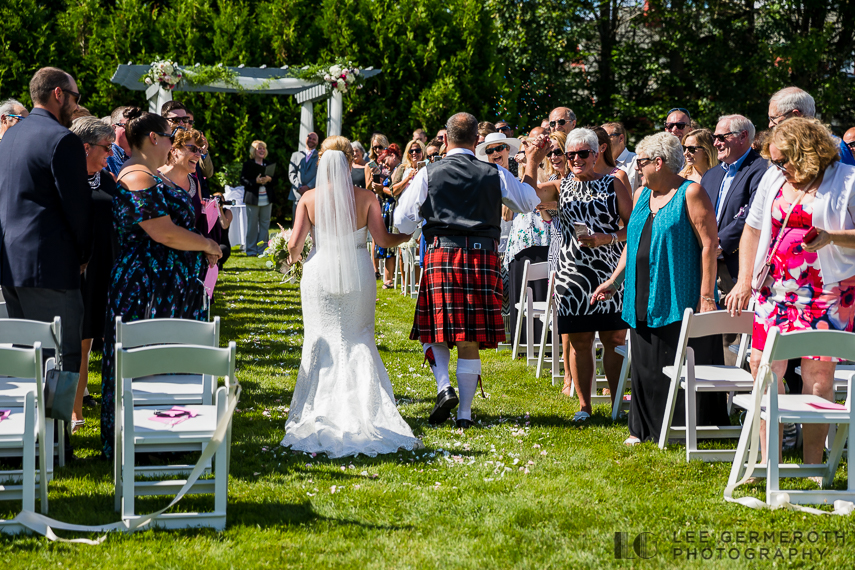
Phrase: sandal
[
  {"left": 623, "top": 436, "right": 641, "bottom": 446},
  {"left": 382, "top": 282, "right": 394, "bottom": 289},
  {"left": 572, "top": 411, "right": 591, "bottom": 423},
  {"left": 71, "top": 419, "right": 85, "bottom": 434}
]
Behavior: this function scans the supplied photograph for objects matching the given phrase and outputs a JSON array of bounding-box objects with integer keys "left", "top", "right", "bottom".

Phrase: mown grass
[{"left": 1, "top": 252, "right": 854, "bottom": 568}]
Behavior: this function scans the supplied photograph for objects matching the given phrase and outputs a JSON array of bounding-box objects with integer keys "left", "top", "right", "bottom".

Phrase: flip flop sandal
[
  {"left": 623, "top": 436, "right": 641, "bottom": 446},
  {"left": 572, "top": 411, "right": 591, "bottom": 423}
]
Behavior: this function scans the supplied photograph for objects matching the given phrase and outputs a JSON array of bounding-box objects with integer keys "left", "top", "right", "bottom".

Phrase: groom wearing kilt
[{"left": 395, "top": 112, "right": 549, "bottom": 428}]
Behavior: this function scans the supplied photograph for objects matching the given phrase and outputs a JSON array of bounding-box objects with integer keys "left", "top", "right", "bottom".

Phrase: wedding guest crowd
[{"left": 6, "top": 61, "right": 855, "bottom": 466}]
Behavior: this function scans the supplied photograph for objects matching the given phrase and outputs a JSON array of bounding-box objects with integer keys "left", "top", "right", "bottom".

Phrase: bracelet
[
  {"left": 702, "top": 296, "right": 715, "bottom": 303},
  {"left": 610, "top": 233, "right": 617, "bottom": 245}
]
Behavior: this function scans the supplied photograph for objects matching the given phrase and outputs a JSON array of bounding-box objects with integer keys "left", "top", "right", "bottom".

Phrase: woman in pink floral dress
[{"left": 726, "top": 118, "right": 855, "bottom": 466}]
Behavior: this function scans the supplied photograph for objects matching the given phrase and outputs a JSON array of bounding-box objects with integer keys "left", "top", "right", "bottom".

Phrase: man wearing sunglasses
[
  {"left": 0, "top": 99, "right": 28, "bottom": 143},
  {"left": 663, "top": 107, "right": 692, "bottom": 139},
  {"left": 0, "top": 67, "right": 91, "bottom": 419},
  {"left": 548, "top": 107, "right": 576, "bottom": 133},
  {"left": 106, "top": 105, "right": 132, "bottom": 176},
  {"left": 700, "top": 115, "right": 767, "bottom": 363},
  {"left": 495, "top": 121, "right": 514, "bottom": 138}
]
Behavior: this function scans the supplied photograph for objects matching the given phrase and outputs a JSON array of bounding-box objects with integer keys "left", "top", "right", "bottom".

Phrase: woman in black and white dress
[{"left": 539, "top": 128, "right": 632, "bottom": 421}]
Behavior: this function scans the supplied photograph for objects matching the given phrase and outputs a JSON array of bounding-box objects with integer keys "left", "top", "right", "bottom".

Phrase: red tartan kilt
[{"left": 410, "top": 246, "right": 505, "bottom": 349}]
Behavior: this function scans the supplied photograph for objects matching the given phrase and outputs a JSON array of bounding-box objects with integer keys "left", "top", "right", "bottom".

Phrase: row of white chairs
[
  {"left": 509, "top": 260, "right": 631, "bottom": 417},
  {"left": 0, "top": 315, "right": 237, "bottom": 534}
]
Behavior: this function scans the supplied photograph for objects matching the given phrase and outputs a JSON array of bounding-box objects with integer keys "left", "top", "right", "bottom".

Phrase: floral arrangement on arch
[
  {"left": 294, "top": 59, "right": 365, "bottom": 94},
  {"left": 263, "top": 224, "right": 313, "bottom": 284},
  {"left": 142, "top": 60, "right": 183, "bottom": 90}
]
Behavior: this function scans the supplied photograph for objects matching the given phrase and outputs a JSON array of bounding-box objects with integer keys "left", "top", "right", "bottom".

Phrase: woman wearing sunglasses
[
  {"left": 592, "top": 132, "right": 724, "bottom": 445},
  {"left": 101, "top": 108, "right": 221, "bottom": 459},
  {"left": 725, "top": 118, "right": 855, "bottom": 469},
  {"left": 538, "top": 128, "right": 632, "bottom": 421},
  {"left": 679, "top": 129, "right": 718, "bottom": 183}
]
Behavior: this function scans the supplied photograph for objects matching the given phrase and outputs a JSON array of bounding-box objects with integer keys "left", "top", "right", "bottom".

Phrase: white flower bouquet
[
  {"left": 142, "top": 60, "right": 183, "bottom": 90},
  {"left": 263, "top": 224, "right": 313, "bottom": 284}
]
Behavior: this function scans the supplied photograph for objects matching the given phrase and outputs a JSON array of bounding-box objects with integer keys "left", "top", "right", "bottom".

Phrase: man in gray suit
[{"left": 288, "top": 132, "right": 319, "bottom": 220}]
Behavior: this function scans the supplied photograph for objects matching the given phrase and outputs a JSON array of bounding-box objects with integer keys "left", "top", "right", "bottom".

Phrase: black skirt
[{"left": 628, "top": 320, "right": 730, "bottom": 443}]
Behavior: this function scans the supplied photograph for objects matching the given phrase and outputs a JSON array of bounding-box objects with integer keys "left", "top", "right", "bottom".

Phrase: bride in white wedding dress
[{"left": 280, "top": 136, "right": 422, "bottom": 458}]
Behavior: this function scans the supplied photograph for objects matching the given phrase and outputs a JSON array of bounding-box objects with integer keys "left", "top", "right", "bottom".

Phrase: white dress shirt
[
  {"left": 615, "top": 147, "right": 640, "bottom": 191},
  {"left": 393, "top": 148, "right": 541, "bottom": 235}
]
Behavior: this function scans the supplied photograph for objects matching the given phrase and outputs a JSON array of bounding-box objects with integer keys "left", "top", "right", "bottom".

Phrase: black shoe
[
  {"left": 428, "top": 387, "right": 459, "bottom": 425},
  {"left": 83, "top": 395, "right": 99, "bottom": 408},
  {"left": 456, "top": 418, "right": 476, "bottom": 429}
]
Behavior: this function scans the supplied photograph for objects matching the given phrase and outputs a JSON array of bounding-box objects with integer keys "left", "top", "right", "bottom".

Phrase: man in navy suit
[
  {"left": 700, "top": 114, "right": 767, "bottom": 364},
  {"left": 288, "top": 132, "right": 319, "bottom": 220},
  {"left": 0, "top": 67, "right": 91, "bottom": 376}
]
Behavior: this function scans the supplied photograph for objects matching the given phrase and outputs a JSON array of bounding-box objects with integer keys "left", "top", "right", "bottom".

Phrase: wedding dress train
[{"left": 280, "top": 226, "right": 422, "bottom": 457}]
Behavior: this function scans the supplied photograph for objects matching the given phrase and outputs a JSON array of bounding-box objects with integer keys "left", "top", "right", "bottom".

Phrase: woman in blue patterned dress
[{"left": 100, "top": 108, "right": 223, "bottom": 459}]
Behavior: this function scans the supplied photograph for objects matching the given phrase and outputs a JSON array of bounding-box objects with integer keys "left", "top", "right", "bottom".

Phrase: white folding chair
[
  {"left": 659, "top": 309, "right": 755, "bottom": 461},
  {"left": 115, "top": 342, "right": 237, "bottom": 529},
  {"left": 115, "top": 317, "right": 220, "bottom": 406},
  {"left": 0, "top": 343, "right": 49, "bottom": 529},
  {"left": 511, "top": 260, "right": 550, "bottom": 365},
  {"left": 610, "top": 340, "right": 632, "bottom": 420},
  {"left": 534, "top": 270, "right": 558, "bottom": 380},
  {"left": 727, "top": 329, "right": 855, "bottom": 509},
  {"left": 0, "top": 318, "right": 63, "bottom": 472}
]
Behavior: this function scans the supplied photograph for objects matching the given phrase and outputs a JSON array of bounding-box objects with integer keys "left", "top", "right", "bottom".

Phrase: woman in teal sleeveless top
[{"left": 591, "top": 132, "right": 727, "bottom": 444}]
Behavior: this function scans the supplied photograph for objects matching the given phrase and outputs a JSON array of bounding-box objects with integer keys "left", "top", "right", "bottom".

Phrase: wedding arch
[{"left": 110, "top": 63, "right": 381, "bottom": 152}]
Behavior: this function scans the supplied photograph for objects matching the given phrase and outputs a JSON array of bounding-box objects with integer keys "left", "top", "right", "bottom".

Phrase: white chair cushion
[
  {"left": 663, "top": 365, "right": 755, "bottom": 391},
  {"left": 132, "top": 405, "right": 217, "bottom": 439}
]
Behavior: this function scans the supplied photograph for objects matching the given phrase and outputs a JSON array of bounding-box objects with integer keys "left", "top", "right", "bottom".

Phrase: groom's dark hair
[{"left": 446, "top": 112, "right": 478, "bottom": 147}]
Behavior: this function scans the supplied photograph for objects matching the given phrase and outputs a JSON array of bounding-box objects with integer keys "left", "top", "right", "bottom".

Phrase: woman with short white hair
[
  {"left": 539, "top": 128, "right": 632, "bottom": 419},
  {"left": 592, "top": 131, "right": 724, "bottom": 445}
]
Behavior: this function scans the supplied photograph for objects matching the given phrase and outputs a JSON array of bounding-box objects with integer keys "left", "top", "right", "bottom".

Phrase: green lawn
[{"left": 2, "top": 252, "right": 854, "bottom": 568}]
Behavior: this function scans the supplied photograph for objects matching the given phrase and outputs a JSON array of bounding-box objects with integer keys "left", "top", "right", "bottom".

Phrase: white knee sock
[
  {"left": 456, "top": 359, "right": 481, "bottom": 421},
  {"left": 423, "top": 343, "right": 451, "bottom": 393}
]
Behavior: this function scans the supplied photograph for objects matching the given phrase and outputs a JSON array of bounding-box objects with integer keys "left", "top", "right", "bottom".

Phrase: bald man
[{"left": 548, "top": 107, "right": 576, "bottom": 133}]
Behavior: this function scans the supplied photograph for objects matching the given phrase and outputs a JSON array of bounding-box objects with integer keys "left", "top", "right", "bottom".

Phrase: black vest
[{"left": 420, "top": 153, "right": 503, "bottom": 241}]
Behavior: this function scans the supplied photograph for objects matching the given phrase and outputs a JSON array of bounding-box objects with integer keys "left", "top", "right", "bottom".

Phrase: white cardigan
[{"left": 746, "top": 161, "right": 855, "bottom": 287}]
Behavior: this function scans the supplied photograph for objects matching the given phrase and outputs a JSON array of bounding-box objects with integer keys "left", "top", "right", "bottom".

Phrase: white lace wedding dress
[{"left": 280, "top": 226, "right": 422, "bottom": 457}]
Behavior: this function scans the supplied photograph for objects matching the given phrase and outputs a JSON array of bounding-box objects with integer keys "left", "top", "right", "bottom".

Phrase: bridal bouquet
[
  {"left": 263, "top": 224, "right": 313, "bottom": 283},
  {"left": 321, "top": 63, "right": 362, "bottom": 94}
]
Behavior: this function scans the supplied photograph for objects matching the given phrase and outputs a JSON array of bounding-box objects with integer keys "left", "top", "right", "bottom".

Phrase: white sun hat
[{"left": 475, "top": 132, "right": 522, "bottom": 162}]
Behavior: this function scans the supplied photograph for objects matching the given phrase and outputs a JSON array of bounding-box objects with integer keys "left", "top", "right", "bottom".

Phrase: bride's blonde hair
[{"left": 319, "top": 135, "right": 354, "bottom": 165}]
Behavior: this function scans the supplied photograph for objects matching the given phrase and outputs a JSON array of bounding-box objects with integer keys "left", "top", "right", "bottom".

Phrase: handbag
[
  {"left": 43, "top": 328, "right": 79, "bottom": 424},
  {"left": 752, "top": 183, "right": 810, "bottom": 290}
]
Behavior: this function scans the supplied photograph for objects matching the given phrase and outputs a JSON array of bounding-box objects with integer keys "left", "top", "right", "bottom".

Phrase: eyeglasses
[
  {"left": 497, "top": 125, "right": 511, "bottom": 132},
  {"left": 546, "top": 149, "right": 564, "bottom": 158},
  {"left": 712, "top": 131, "right": 739, "bottom": 143},
  {"left": 771, "top": 157, "right": 789, "bottom": 172},
  {"left": 664, "top": 122, "right": 688, "bottom": 131},
  {"left": 184, "top": 144, "right": 206, "bottom": 155},
  {"left": 847, "top": 141, "right": 855, "bottom": 151},
  {"left": 607, "top": 133, "right": 621, "bottom": 139},
  {"left": 372, "top": 145, "right": 386, "bottom": 152},
  {"left": 636, "top": 157, "right": 657, "bottom": 168},
  {"left": 167, "top": 116, "right": 191, "bottom": 124},
  {"left": 427, "top": 153, "right": 441, "bottom": 162},
  {"left": 408, "top": 148, "right": 422, "bottom": 155},
  {"left": 90, "top": 143, "right": 112, "bottom": 152},
  {"left": 5, "top": 114, "right": 25, "bottom": 121},
  {"left": 185, "top": 119, "right": 195, "bottom": 126},
  {"left": 549, "top": 119, "right": 568, "bottom": 128},
  {"left": 114, "top": 122, "right": 127, "bottom": 129},
  {"left": 153, "top": 131, "right": 173, "bottom": 139},
  {"left": 565, "top": 150, "right": 592, "bottom": 160},
  {"left": 768, "top": 110, "right": 794, "bottom": 125},
  {"left": 484, "top": 144, "right": 509, "bottom": 155},
  {"left": 61, "top": 88, "right": 80, "bottom": 103},
  {"left": 682, "top": 145, "right": 704, "bottom": 154},
  {"left": 168, "top": 127, "right": 187, "bottom": 138}
]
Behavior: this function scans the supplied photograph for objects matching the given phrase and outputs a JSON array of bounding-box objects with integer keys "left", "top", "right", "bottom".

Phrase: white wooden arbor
[{"left": 110, "top": 65, "right": 381, "bottom": 152}]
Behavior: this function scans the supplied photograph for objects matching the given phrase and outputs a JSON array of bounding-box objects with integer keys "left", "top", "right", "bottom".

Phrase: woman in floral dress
[
  {"left": 726, "top": 118, "right": 855, "bottom": 466},
  {"left": 99, "top": 108, "right": 222, "bottom": 459}
]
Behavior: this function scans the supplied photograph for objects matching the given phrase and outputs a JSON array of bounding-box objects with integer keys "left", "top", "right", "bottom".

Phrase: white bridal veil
[{"left": 313, "top": 149, "right": 362, "bottom": 295}]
